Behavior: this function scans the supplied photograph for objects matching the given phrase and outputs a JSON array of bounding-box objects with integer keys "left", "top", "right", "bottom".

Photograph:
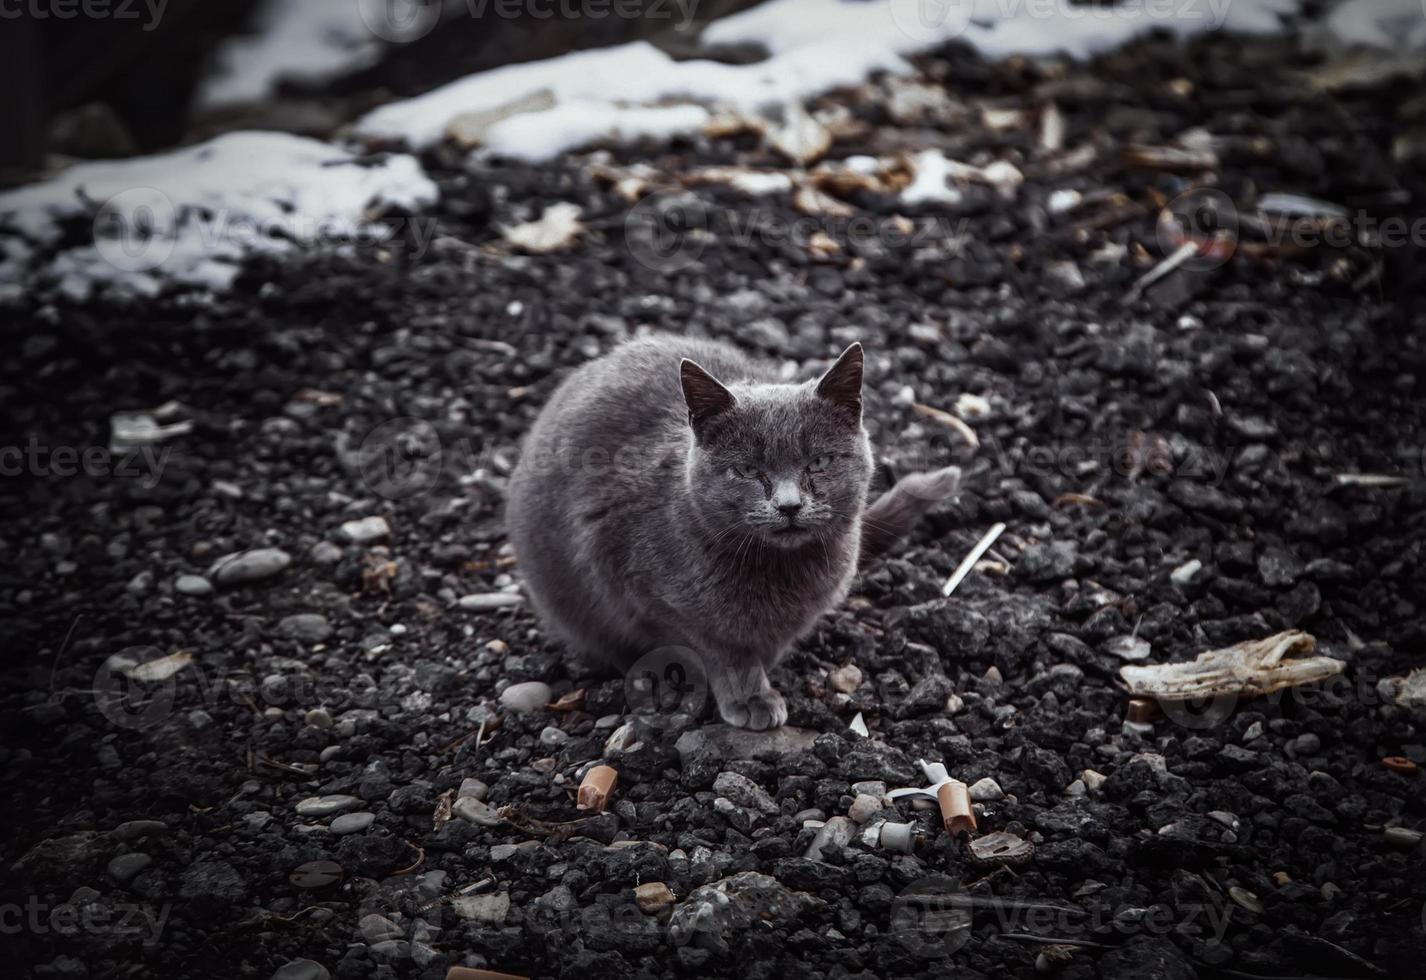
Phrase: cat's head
[{"left": 680, "top": 343, "right": 873, "bottom": 549}]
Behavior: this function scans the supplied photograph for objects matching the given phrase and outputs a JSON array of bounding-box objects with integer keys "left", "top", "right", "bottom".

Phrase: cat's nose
[{"left": 772, "top": 480, "right": 803, "bottom": 516}]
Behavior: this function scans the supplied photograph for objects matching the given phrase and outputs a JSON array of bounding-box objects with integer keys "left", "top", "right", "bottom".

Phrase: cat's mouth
[{"left": 767, "top": 521, "right": 814, "bottom": 545}]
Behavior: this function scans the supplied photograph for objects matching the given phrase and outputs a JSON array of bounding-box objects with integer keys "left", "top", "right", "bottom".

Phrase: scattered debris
[
  {"left": 1333, "top": 473, "right": 1409, "bottom": 488},
  {"left": 109, "top": 408, "right": 194, "bottom": 453},
  {"left": 116, "top": 649, "right": 194, "bottom": 683},
  {"left": 1125, "top": 698, "right": 1161, "bottom": 724},
  {"left": 577, "top": 765, "right": 618, "bottom": 813},
  {"left": 828, "top": 663, "right": 863, "bottom": 693},
  {"left": 1382, "top": 757, "right": 1418, "bottom": 774},
  {"left": 942, "top": 523, "right": 1007, "bottom": 597},
  {"left": 848, "top": 711, "right": 870, "bottom": 737},
  {"left": 937, "top": 780, "right": 977, "bottom": 836},
  {"left": 805, "top": 815, "right": 855, "bottom": 861},
  {"left": 968, "top": 831, "right": 1034, "bottom": 865},
  {"left": 1124, "top": 240, "right": 1199, "bottom": 302},
  {"left": 1228, "top": 885, "right": 1263, "bottom": 914},
  {"left": 1105, "top": 635, "right": 1152, "bottom": 661},
  {"left": 501, "top": 203, "right": 583, "bottom": 253},
  {"left": 1379, "top": 669, "right": 1426, "bottom": 706},
  {"left": 1120, "top": 630, "right": 1343, "bottom": 702},
  {"left": 288, "top": 860, "right": 343, "bottom": 890},
  {"left": 765, "top": 102, "right": 832, "bottom": 165},
  {"left": 875, "top": 821, "right": 917, "bottom": 853}
]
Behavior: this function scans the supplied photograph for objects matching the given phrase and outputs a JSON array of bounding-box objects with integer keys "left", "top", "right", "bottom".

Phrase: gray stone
[
  {"left": 712, "top": 771, "right": 778, "bottom": 814},
  {"left": 674, "top": 724, "right": 819, "bottom": 761},
  {"left": 668, "top": 872, "right": 820, "bottom": 955},
  {"left": 453, "top": 797, "right": 503, "bottom": 827},
  {"left": 499, "top": 681, "right": 552, "bottom": 713},
  {"left": 174, "top": 574, "right": 213, "bottom": 596},
  {"left": 277, "top": 613, "right": 333, "bottom": 643},
  {"left": 458, "top": 592, "right": 524, "bottom": 611},
  {"left": 339, "top": 516, "right": 390, "bottom": 543},
  {"left": 209, "top": 548, "right": 292, "bottom": 585},
  {"left": 272, "top": 959, "right": 330, "bottom": 980},
  {"left": 330, "top": 812, "right": 375, "bottom": 835},
  {"left": 107, "top": 852, "right": 151, "bottom": 883},
  {"left": 295, "top": 795, "right": 361, "bottom": 817}
]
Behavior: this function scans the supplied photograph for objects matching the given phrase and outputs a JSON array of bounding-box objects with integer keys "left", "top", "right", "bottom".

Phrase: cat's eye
[
  {"left": 807, "top": 454, "right": 834, "bottom": 473},
  {"left": 732, "top": 463, "right": 761, "bottom": 479}
]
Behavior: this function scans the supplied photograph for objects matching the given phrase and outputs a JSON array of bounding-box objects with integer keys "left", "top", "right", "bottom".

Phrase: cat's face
[{"left": 682, "top": 345, "right": 873, "bottom": 549}]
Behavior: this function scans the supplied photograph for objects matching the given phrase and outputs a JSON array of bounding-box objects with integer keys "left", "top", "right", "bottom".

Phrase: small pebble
[
  {"left": 500, "top": 681, "right": 552, "bottom": 712},
  {"left": 634, "top": 881, "right": 676, "bottom": 913},
  {"left": 330, "top": 812, "right": 375, "bottom": 835},
  {"left": 174, "top": 574, "right": 212, "bottom": 596}
]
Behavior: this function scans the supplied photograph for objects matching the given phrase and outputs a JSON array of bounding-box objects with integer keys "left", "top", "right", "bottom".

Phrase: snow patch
[
  {"left": 1325, "top": 0, "right": 1426, "bottom": 50},
  {"left": 354, "top": 0, "right": 1301, "bottom": 160},
  {"left": 0, "top": 131, "right": 436, "bottom": 300}
]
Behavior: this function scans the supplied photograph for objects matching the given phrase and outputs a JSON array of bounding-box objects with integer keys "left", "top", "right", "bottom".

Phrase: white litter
[{"left": 942, "top": 523, "right": 1007, "bottom": 598}]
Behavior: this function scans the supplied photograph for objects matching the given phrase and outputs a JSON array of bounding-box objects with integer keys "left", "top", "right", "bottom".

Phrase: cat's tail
[{"left": 858, "top": 465, "right": 962, "bottom": 567}]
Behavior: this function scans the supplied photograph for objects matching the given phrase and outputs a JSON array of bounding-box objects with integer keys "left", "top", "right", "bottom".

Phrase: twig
[
  {"left": 1125, "top": 240, "right": 1198, "bottom": 302},
  {"left": 942, "top": 523, "right": 1007, "bottom": 597}
]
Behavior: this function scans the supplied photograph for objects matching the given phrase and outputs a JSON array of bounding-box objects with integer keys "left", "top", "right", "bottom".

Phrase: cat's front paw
[{"left": 719, "top": 687, "right": 788, "bottom": 730}]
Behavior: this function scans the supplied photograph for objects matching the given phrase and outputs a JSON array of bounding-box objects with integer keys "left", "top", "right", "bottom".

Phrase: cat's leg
[
  {"left": 858, "top": 465, "right": 961, "bottom": 566},
  {"left": 706, "top": 653, "right": 788, "bottom": 730}
]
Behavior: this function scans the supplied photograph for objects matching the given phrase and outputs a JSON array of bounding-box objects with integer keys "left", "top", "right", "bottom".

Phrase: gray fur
[{"left": 506, "top": 336, "right": 957, "bottom": 729}]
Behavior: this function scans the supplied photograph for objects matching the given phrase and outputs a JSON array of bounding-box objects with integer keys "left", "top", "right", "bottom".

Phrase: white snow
[
  {"left": 1325, "top": 0, "right": 1426, "bottom": 50},
  {"left": 199, "top": 0, "right": 453, "bottom": 108},
  {"left": 0, "top": 131, "right": 436, "bottom": 300},
  {"left": 354, "top": 0, "right": 1301, "bottom": 160}
]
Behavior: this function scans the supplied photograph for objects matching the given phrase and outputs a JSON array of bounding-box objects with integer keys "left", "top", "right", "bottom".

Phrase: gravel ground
[{"left": 4, "top": 25, "right": 1426, "bottom": 980}]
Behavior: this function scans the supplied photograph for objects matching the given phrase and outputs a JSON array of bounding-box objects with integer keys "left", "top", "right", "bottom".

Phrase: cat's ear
[
  {"left": 680, "top": 358, "right": 736, "bottom": 433},
  {"left": 815, "top": 343, "right": 863, "bottom": 419}
]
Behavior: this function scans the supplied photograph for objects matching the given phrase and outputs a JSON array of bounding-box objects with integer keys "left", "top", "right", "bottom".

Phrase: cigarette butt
[
  {"left": 1126, "top": 698, "right": 1160, "bottom": 723},
  {"left": 937, "top": 780, "right": 976, "bottom": 835},
  {"left": 879, "top": 821, "right": 916, "bottom": 853},
  {"left": 446, "top": 968, "right": 529, "bottom": 980},
  {"left": 577, "top": 765, "right": 618, "bottom": 812},
  {"left": 1382, "top": 756, "right": 1417, "bottom": 774}
]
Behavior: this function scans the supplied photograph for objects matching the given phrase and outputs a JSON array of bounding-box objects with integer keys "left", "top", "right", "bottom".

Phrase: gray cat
[{"left": 506, "top": 336, "right": 960, "bottom": 729}]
